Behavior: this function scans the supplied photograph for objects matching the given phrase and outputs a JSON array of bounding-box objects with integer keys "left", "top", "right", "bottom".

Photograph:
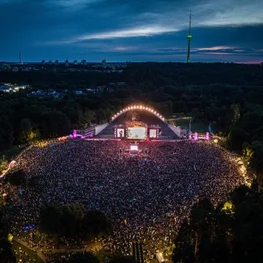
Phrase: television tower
[{"left": 186, "top": 11, "right": 192, "bottom": 63}]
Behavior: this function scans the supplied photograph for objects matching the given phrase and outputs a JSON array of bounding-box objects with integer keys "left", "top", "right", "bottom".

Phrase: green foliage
[
  {"left": 0, "top": 239, "right": 16, "bottom": 263},
  {"left": 0, "top": 155, "right": 8, "bottom": 173},
  {"left": 0, "top": 116, "right": 14, "bottom": 151},
  {"left": 173, "top": 199, "right": 230, "bottom": 263},
  {"left": 0, "top": 208, "right": 16, "bottom": 263},
  {"left": 40, "top": 111, "right": 71, "bottom": 138},
  {"left": 39, "top": 204, "right": 112, "bottom": 239},
  {"left": 19, "top": 118, "right": 37, "bottom": 143},
  {"left": 82, "top": 210, "right": 112, "bottom": 239},
  {"left": 5, "top": 169, "right": 26, "bottom": 186},
  {"left": 0, "top": 207, "right": 9, "bottom": 238},
  {"left": 39, "top": 203, "right": 85, "bottom": 237},
  {"left": 173, "top": 185, "right": 263, "bottom": 263},
  {"left": 227, "top": 127, "right": 249, "bottom": 152}
]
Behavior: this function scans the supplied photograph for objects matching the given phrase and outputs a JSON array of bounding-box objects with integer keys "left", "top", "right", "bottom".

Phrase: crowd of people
[{"left": 1, "top": 138, "right": 245, "bottom": 262}]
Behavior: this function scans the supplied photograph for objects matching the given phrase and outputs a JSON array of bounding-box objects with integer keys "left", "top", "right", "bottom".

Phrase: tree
[
  {"left": 0, "top": 208, "right": 16, "bottom": 263},
  {"left": 0, "top": 208, "right": 8, "bottom": 238},
  {"left": 0, "top": 116, "right": 14, "bottom": 150},
  {"left": 78, "top": 108, "right": 94, "bottom": 128},
  {"left": 82, "top": 210, "right": 112, "bottom": 239},
  {"left": 40, "top": 111, "right": 71, "bottom": 138},
  {"left": 173, "top": 199, "right": 230, "bottom": 263},
  {"left": 6, "top": 169, "right": 26, "bottom": 186},
  {"left": 229, "top": 186, "right": 263, "bottom": 263},
  {"left": 172, "top": 220, "right": 196, "bottom": 263},
  {"left": 39, "top": 204, "right": 63, "bottom": 236},
  {"left": 39, "top": 203, "right": 85, "bottom": 237},
  {"left": 227, "top": 127, "right": 249, "bottom": 152},
  {"left": 0, "top": 239, "right": 16, "bottom": 263},
  {"left": 230, "top": 103, "right": 240, "bottom": 123},
  {"left": 19, "top": 118, "right": 37, "bottom": 143}
]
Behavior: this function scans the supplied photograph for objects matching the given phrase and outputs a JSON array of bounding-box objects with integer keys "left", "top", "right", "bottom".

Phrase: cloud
[
  {"left": 78, "top": 26, "right": 179, "bottom": 40},
  {"left": 196, "top": 46, "right": 236, "bottom": 51},
  {"left": 44, "top": 0, "right": 105, "bottom": 8},
  {"left": 1, "top": 0, "right": 263, "bottom": 62},
  {"left": 46, "top": 25, "right": 180, "bottom": 44},
  {"left": 195, "top": 0, "right": 263, "bottom": 26}
]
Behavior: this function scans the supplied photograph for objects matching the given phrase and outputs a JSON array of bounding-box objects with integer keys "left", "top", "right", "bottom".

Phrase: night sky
[{"left": 1, "top": 0, "right": 263, "bottom": 63}]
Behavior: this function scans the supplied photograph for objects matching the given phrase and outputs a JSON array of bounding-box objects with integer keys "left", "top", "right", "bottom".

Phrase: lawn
[{"left": 172, "top": 118, "right": 208, "bottom": 133}]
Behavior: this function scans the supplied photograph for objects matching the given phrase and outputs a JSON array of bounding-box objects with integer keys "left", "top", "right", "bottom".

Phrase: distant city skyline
[{"left": 0, "top": 0, "right": 263, "bottom": 63}]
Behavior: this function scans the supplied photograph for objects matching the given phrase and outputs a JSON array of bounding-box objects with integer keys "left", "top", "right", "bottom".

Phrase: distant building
[
  {"left": 73, "top": 60, "right": 78, "bottom": 65},
  {"left": 81, "top": 59, "right": 87, "bottom": 65},
  {"left": 65, "top": 59, "right": 69, "bottom": 67},
  {"left": 41, "top": 60, "right": 45, "bottom": 64},
  {"left": 49, "top": 60, "right": 53, "bottom": 64},
  {"left": 0, "top": 83, "right": 29, "bottom": 93},
  {"left": 55, "top": 60, "right": 59, "bottom": 65}
]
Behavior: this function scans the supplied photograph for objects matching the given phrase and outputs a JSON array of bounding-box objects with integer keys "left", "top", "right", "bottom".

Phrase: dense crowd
[{"left": 1, "top": 138, "right": 244, "bottom": 261}]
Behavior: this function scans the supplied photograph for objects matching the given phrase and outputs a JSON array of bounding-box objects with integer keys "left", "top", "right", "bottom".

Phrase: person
[{"left": 4, "top": 138, "right": 244, "bottom": 261}]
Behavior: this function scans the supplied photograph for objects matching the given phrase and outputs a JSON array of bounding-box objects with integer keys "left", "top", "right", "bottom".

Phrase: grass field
[{"left": 170, "top": 118, "right": 208, "bottom": 133}]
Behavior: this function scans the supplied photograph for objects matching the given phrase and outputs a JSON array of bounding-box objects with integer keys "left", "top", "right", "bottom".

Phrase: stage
[{"left": 97, "top": 111, "right": 178, "bottom": 140}]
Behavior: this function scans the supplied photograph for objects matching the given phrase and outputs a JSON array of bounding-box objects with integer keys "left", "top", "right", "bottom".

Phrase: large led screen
[
  {"left": 127, "top": 127, "right": 146, "bottom": 139},
  {"left": 149, "top": 129, "right": 157, "bottom": 138},
  {"left": 117, "top": 128, "right": 125, "bottom": 137}
]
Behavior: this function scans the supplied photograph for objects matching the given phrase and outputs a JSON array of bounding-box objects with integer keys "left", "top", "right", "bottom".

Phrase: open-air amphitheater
[{"left": 1, "top": 105, "right": 249, "bottom": 262}]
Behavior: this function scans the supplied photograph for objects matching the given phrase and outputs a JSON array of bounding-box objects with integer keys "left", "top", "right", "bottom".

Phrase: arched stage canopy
[{"left": 111, "top": 105, "right": 166, "bottom": 123}]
